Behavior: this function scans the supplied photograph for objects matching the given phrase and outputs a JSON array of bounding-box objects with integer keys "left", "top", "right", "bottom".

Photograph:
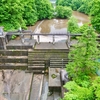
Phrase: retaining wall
[{"left": 0, "top": 50, "right": 28, "bottom": 69}]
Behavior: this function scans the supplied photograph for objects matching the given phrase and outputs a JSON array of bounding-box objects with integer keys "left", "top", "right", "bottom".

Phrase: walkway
[{"left": 35, "top": 42, "right": 68, "bottom": 49}]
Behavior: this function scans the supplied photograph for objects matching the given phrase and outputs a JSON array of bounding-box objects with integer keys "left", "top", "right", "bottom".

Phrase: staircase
[
  {"left": 50, "top": 58, "right": 68, "bottom": 68},
  {"left": 28, "top": 49, "right": 46, "bottom": 73},
  {"left": 28, "top": 49, "right": 69, "bottom": 73}
]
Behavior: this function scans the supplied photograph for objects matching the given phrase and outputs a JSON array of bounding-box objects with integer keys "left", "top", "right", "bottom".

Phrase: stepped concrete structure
[{"left": 28, "top": 42, "right": 69, "bottom": 72}]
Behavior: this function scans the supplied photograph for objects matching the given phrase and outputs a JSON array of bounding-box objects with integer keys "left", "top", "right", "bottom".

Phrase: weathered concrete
[
  {"left": 49, "top": 68, "right": 61, "bottom": 88},
  {"left": 47, "top": 91, "right": 61, "bottom": 100},
  {"left": 35, "top": 42, "right": 68, "bottom": 49},
  {"left": 30, "top": 74, "right": 43, "bottom": 100},
  {"left": 0, "top": 70, "right": 32, "bottom": 100},
  {"left": 6, "top": 39, "right": 36, "bottom": 49},
  {"left": 53, "top": 92, "right": 61, "bottom": 100},
  {"left": 41, "top": 75, "right": 49, "bottom": 100}
]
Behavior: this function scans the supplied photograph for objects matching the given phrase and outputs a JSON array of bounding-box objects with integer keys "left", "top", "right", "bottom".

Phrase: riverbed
[
  {"left": 28, "top": 11, "right": 90, "bottom": 42},
  {"left": 29, "top": 11, "right": 90, "bottom": 33}
]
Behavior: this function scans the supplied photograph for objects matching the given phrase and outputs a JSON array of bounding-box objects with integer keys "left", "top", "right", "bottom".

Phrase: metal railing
[{"left": 6, "top": 30, "right": 71, "bottom": 47}]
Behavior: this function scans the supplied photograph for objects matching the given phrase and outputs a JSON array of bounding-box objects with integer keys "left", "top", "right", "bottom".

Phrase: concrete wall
[{"left": 0, "top": 50, "right": 28, "bottom": 69}]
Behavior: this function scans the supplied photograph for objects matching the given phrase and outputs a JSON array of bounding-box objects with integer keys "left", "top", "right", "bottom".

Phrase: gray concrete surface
[
  {"left": 30, "top": 74, "right": 43, "bottom": 100},
  {"left": 7, "top": 39, "right": 36, "bottom": 46},
  {"left": 49, "top": 68, "right": 61, "bottom": 87},
  {"left": 0, "top": 70, "right": 32, "bottom": 100},
  {"left": 35, "top": 42, "right": 68, "bottom": 49}
]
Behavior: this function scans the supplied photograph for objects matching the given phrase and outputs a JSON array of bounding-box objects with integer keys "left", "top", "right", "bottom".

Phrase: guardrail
[{"left": 6, "top": 31, "right": 72, "bottom": 48}]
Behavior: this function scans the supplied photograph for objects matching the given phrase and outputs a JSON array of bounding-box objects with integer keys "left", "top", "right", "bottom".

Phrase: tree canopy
[
  {"left": 55, "top": 6, "right": 72, "bottom": 19},
  {"left": 35, "top": 0, "right": 54, "bottom": 20},
  {"left": 90, "top": 0, "right": 100, "bottom": 33},
  {"left": 63, "top": 77, "right": 100, "bottom": 100},
  {"left": 67, "top": 16, "right": 79, "bottom": 34},
  {"left": 66, "top": 26, "right": 100, "bottom": 80},
  {"left": 56, "top": 0, "right": 92, "bottom": 15},
  {"left": 63, "top": 26, "right": 100, "bottom": 100},
  {"left": 0, "top": 0, "right": 25, "bottom": 30},
  {"left": 0, "top": 0, "right": 54, "bottom": 31}
]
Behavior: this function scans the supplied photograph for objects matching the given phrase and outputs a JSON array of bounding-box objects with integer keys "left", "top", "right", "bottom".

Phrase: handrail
[
  {"left": 6, "top": 31, "right": 81, "bottom": 48},
  {"left": 6, "top": 29, "right": 83, "bottom": 36},
  {"left": 7, "top": 32, "right": 70, "bottom": 36}
]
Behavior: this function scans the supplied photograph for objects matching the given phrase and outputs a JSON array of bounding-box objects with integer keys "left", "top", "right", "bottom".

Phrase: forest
[
  {"left": 0, "top": 0, "right": 100, "bottom": 33},
  {"left": 0, "top": 0, "right": 54, "bottom": 31}
]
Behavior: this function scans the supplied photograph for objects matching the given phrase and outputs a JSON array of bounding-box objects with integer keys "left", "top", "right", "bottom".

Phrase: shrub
[
  {"left": 56, "top": 6, "right": 72, "bottom": 18},
  {"left": 67, "top": 16, "right": 79, "bottom": 34},
  {"left": 66, "top": 26, "right": 100, "bottom": 81}
]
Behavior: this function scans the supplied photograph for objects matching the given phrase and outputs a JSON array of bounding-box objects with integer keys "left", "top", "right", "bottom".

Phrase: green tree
[
  {"left": 90, "top": 0, "right": 100, "bottom": 33},
  {"left": 56, "top": 6, "right": 72, "bottom": 18},
  {"left": 78, "top": 0, "right": 92, "bottom": 15},
  {"left": 56, "top": 0, "right": 72, "bottom": 6},
  {"left": 35, "top": 0, "right": 54, "bottom": 20},
  {"left": 66, "top": 26, "right": 100, "bottom": 81},
  {"left": 79, "top": 23, "right": 90, "bottom": 33},
  {"left": 92, "top": 76, "right": 100, "bottom": 100},
  {"left": 56, "top": 0, "right": 80, "bottom": 10},
  {"left": 63, "top": 77, "right": 100, "bottom": 100},
  {"left": 23, "top": 0, "right": 38, "bottom": 25},
  {"left": 71, "top": 0, "right": 82, "bottom": 11},
  {"left": 56, "top": 0, "right": 63, "bottom": 5},
  {"left": 63, "top": 81, "right": 93, "bottom": 100},
  {"left": 62, "top": 26, "right": 100, "bottom": 100},
  {"left": 56, "top": 0, "right": 93, "bottom": 15},
  {"left": 67, "top": 16, "right": 79, "bottom": 34},
  {"left": 0, "top": 0, "right": 25, "bottom": 31},
  {"left": 0, "top": 0, "right": 54, "bottom": 31}
]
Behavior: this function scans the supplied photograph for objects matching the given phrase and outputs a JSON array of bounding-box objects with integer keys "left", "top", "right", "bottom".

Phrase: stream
[{"left": 28, "top": 11, "right": 90, "bottom": 42}]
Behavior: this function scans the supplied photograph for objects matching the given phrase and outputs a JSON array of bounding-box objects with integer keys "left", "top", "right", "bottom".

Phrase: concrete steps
[
  {"left": 50, "top": 58, "right": 68, "bottom": 68},
  {"left": 28, "top": 50, "right": 45, "bottom": 73},
  {"left": 28, "top": 49, "right": 69, "bottom": 72}
]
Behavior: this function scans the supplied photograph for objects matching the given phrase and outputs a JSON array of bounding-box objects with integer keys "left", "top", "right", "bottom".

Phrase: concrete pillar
[
  {"left": 0, "top": 27, "right": 6, "bottom": 49},
  {"left": 21, "top": 34, "right": 25, "bottom": 43},
  {"left": 52, "top": 35, "right": 55, "bottom": 44},
  {"left": 0, "top": 37, "right": 6, "bottom": 49},
  {"left": 37, "top": 35, "right": 40, "bottom": 44},
  {"left": 66, "top": 35, "right": 70, "bottom": 49},
  {"left": 30, "top": 34, "right": 32, "bottom": 39}
]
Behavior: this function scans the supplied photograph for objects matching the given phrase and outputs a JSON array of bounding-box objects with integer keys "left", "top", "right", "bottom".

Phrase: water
[{"left": 28, "top": 11, "right": 90, "bottom": 42}]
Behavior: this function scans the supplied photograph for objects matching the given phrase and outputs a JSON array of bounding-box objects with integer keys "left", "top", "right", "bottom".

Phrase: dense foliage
[
  {"left": 63, "top": 81, "right": 93, "bottom": 100},
  {"left": 0, "top": 0, "right": 25, "bottom": 30},
  {"left": 55, "top": 6, "right": 72, "bottom": 19},
  {"left": 56, "top": 0, "right": 72, "bottom": 7},
  {"left": 56, "top": 0, "right": 92, "bottom": 15},
  {"left": 23, "top": 0, "right": 38, "bottom": 26},
  {"left": 67, "top": 16, "right": 91, "bottom": 34},
  {"left": 63, "top": 26, "right": 100, "bottom": 100},
  {"left": 90, "top": 0, "right": 100, "bottom": 33},
  {"left": 67, "top": 26, "right": 100, "bottom": 80},
  {"left": 67, "top": 16, "right": 79, "bottom": 34},
  {"left": 35, "top": 0, "right": 54, "bottom": 20},
  {"left": 63, "top": 77, "right": 100, "bottom": 100},
  {"left": 0, "top": 0, "right": 53, "bottom": 31},
  {"left": 79, "top": 23, "right": 90, "bottom": 33},
  {"left": 78, "top": 0, "right": 92, "bottom": 15}
]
